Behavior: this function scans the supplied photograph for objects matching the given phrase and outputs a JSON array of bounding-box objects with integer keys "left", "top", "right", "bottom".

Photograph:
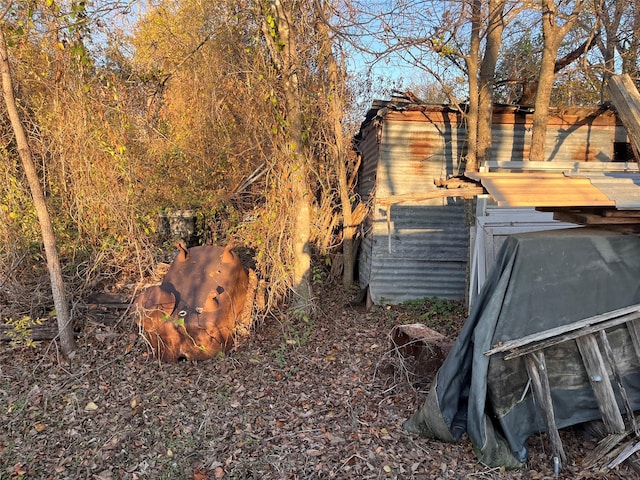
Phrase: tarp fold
[{"left": 405, "top": 228, "right": 640, "bottom": 467}]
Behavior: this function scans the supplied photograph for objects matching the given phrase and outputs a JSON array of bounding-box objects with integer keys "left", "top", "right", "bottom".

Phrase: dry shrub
[{"left": 0, "top": 17, "right": 159, "bottom": 316}]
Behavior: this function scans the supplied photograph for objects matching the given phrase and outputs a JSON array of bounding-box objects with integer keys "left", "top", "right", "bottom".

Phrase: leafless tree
[
  {"left": 529, "top": 0, "right": 585, "bottom": 161},
  {"left": 0, "top": 23, "right": 76, "bottom": 356}
]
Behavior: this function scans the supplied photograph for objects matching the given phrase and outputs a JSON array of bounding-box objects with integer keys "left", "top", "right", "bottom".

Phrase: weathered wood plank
[
  {"left": 484, "top": 303, "right": 640, "bottom": 357},
  {"left": 598, "top": 330, "right": 638, "bottom": 434},
  {"left": 583, "top": 432, "right": 630, "bottom": 469},
  {"left": 0, "top": 323, "right": 59, "bottom": 341},
  {"left": 605, "top": 439, "right": 640, "bottom": 470},
  {"left": 376, "top": 187, "right": 486, "bottom": 206},
  {"left": 608, "top": 74, "right": 640, "bottom": 162},
  {"left": 553, "top": 210, "right": 640, "bottom": 225},
  {"left": 542, "top": 207, "right": 640, "bottom": 218},
  {"left": 524, "top": 351, "right": 567, "bottom": 465},
  {"left": 499, "top": 312, "right": 640, "bottom": 360},
  {"left": 576, "top": 334, "right": 625, "bottom": 433},
  {"left": 603, "top": 210, "right": 640, "bottom": 218},
  {"left": 627, "top": 318, "right": 640, "bottom": 361}
]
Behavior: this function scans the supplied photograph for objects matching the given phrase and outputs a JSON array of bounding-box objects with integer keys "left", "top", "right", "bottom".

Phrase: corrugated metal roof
[
  {"left": 566, "top": 172, "right": 640, "bottom": 209},
  {"left": 467, "top": 171, "right": 640, "bottom": 209}
]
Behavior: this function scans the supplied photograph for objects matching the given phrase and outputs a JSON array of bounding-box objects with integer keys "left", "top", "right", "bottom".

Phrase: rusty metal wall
[
  {"left": 358, "top": 109, "right": 470, "bottom": 304},
  {"left": 355, "top": 104, "right": 631, "bottom": 305},
  {"left": 356, "top": 118, "right": 381, "bottom": 290},
  {"left": 490, "top": 107, "right": 620, "bottom": 162}
]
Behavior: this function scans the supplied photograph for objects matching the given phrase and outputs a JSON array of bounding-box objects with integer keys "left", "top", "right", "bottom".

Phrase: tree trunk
[
  {"left": 624, "top": 2, "right": 640, "bottom": 78},
  {"left": 0, "top": 26, "right": 76, "bottom": 355},
  {"left": 263, "top": 0, "right": 313, "bottom": 310},
  {"left": 315, "top": 1, "right": 354, "bottom": 287},
  {"left": 476, "top": 0, "right": 506, "bottom": 166},
  {"left": 529, "top": 0, "right": 583, "bottom": 161},
  {"left": 594, "top": 1, "right": 621, "bottom": 103},
  {"left": 465, "top": 0, "right": 481, "bottom": 173}
]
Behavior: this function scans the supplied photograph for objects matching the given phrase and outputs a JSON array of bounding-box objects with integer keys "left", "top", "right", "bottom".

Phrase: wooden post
[
  {"left": 575, "top": 334, "right": 625, "bottom": 433},
  {"left": 598, "top": 330, "right": 637, "bottom": 434},
  {"left": 626, "top": 318, "right": 640, "bottom": 361},
  {"left": 524, "top": 351, "right": 567, "bottom": 465}
]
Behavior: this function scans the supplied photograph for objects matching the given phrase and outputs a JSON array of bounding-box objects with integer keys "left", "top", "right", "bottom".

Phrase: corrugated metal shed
[
  {"left": 355, "top": 104, "right": 470, "bottom": 304},
  {"left": 355, "top": 99, "right": 635, "bottom": 305}
]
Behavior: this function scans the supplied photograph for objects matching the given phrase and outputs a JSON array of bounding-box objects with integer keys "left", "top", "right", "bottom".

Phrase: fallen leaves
[
  {"left": 33, "top": 422, "right": 46, "bottom": 432},
  {"left": 0, "top": 283, "right": 630, "bottom": 479}
]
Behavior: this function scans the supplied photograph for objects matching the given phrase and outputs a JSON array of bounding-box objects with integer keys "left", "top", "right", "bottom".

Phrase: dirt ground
[{"left": 0, "top": 281, "right": 637, "bottom": 479}]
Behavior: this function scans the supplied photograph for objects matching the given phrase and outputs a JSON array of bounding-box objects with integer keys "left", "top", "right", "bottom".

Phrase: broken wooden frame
[{"left": 484, "top": 302, "right": 640, "bottom": 472}]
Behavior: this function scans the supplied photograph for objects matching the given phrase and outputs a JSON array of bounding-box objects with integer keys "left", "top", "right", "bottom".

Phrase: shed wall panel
[
  {"left": 365, "top": 115, "right": 469, "bottom": 303},
  {"left": 368, "top": 204, "right": 469, "bottom": 303},
  {"left": 356, "top": 104, "right": 632, "bottom": 305},
  {"left": 376, "top": 117, "right": 465, "bottom": 198},
  {"left": 356, "top": 120, "right": 380, "bottom": 288},
  {"left": 368, "top": 259, "right": 468, "bottom": 304}
]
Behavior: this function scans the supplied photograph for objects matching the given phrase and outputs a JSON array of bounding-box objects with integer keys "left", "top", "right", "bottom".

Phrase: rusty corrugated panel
[
  {"left": 362, "top": 112, "right": 469, "bottom": 303},
  {"left": 491, "top": 106, "right": 619, "bottom": 126},
  {"left": 356, "top": 118, "right": 381, "bottom": 288},
  {"left": 490, "top": 108, "right": 618, "bottom": 163},
  {"left": 377, "top": 111, "right": 466, "bottom": 197},
  {"left": 466, "top": 172, "right": 615, "bottom": 207},
  {"left": 379, "top": 105, "right": 622, "bottom": 163},
  {"left": 356, "top": 119, "right": 380, "bottom": 204}
]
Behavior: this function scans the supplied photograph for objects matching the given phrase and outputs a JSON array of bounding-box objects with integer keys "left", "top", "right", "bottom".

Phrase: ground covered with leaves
[{"left": 0, "top": 283, "right": 636, "bottom": 479}]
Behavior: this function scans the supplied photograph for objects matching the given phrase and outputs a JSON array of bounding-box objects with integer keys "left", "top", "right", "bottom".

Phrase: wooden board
[
  {"left": 576, "top": 334, "right": 625, "bottom": 434},
  {"left": 484, "top": 304, "right": 640, "bottom": 357},
  {"left": 525, "top": 351, "right": 567, "bottom": 464},
  {"left": 608, "top": 74, "right": 640, "bottom": 164},
  {"left": 553, "top": 210, "right": 640, "bottom": 225},
  {"left": 465, "top": 172, "right": 616, "bottom": 208}
]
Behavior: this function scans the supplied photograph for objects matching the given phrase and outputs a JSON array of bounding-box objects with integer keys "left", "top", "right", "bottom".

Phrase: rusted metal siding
[
  {"left": 355, "top": 103, "right": 633, "bottom": 305},
  {"left": 381, "top": 106, "right": 627, "bottom": 163},
  {"left": 491, "top": 108, "right": 620, "bottom": 162},
  {"left": 356, "top": 118, "right": 381, "bottom": 289},
  {"left": 378, "top": 111, "right": 466, "bottom": 196},
  {"left": 358, "top": 108, "right": 470, "bottom": 303}
]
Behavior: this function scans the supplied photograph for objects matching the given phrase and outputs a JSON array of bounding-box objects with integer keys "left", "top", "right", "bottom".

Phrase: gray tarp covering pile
[{"left": 404, "top": 228, "right": 640, "bottom": 468}]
